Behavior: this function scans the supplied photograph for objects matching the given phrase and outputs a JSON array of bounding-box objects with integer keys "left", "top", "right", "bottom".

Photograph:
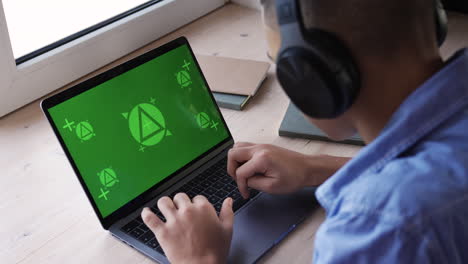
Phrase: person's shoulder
[
  {"left": 335, "top": 136, "right": 468, "bottom": 225},
  {"left": 382, "top": 149, "right": 468, "bottom": 217},
  {"left": 314, "top": 107, "right": 468, "bottom": 263},
  {"left": 315, "top": 154, "right": 468, "bottom": 262},
  {"left": 322, "top": 106, "right": 468, "bottom": 228},
  {"left": 319, "top": 149, "right": 468, "bottom": 263}
]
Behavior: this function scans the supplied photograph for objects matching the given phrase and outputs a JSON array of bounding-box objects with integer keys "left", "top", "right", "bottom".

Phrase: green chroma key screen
[{"left": 48, "top": 44, "right": 229, "bottom": 217}]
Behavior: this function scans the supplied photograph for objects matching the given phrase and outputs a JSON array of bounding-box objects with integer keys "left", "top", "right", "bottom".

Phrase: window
[
  {"left": 0, "top": 0, "right": 225, "bottom": 117},
  {"left": 4, "top": 0, "right": 160, "bottom": 62}
]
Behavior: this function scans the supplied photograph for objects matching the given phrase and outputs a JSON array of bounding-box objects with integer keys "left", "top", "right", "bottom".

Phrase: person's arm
[
  {"left": 302, "top": 154, "right": 351, "bottom": 187},
  {"left": 227, "top": 142, "right": 350, "bottom": 198}
]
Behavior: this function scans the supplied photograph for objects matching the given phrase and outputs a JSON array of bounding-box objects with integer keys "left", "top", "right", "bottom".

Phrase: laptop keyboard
[{"left": 120, "top": 158, "right": 260, "bottom": 256}]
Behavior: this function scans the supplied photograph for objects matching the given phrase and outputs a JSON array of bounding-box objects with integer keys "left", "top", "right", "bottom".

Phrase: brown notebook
[{"left": 196, "top": 54, "right": 270, "bottom": 96}]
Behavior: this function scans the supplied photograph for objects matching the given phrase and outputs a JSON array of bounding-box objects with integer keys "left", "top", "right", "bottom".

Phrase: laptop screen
[{"left": 47, "top": 44, "right": 230, "bottom": 218}]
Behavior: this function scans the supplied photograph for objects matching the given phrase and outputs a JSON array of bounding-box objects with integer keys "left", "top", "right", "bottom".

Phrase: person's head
[{"left": 277, "top": 0, "right": 444, "bottom": 142}]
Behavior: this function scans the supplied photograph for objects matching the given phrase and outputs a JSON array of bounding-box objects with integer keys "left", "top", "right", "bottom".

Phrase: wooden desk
[{"left": 3, "top": 4, "right": 467, "bottom": 264}]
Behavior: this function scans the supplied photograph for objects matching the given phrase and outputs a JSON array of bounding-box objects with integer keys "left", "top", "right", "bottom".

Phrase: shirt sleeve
[{"left": 312, "top": 211, "right": 439, "bottom": 264}]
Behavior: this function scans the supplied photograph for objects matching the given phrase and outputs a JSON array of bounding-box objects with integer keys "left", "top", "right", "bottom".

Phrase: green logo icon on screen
[
  {"left": 176, "top": 70, "right": 192, "bottom": 88},
  {"left": 97, "top": 168, "right": 118, "bottom": 201},
  {"left": 196, "top": 112, "right": 219, "bottom": 131},
  {"left": 63, "top": 118, "right": 75, "bottom": 131},
  {"left": 75, "top": 121, "right": 95, "bottom": 141},
  {"left": 122, "top": 101, "right": 172, "bottom": 152},
  {"left": 98, "top": 188, "right": 110, "bottom": 201},
  {"left": 62, "top": 118, "right": 95, "bottom": 142},
  {"left": 197, "top": 112, "right": 211, "bottom": 128},
  {"left": 99, "top": 168, "right": 118, "bottom": 188},
  {"left": 176, "top": 60, "right": 193, "bottom": 88}
]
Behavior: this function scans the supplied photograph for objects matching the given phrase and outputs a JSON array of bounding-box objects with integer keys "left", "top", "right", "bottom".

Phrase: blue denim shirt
[{"left": 314, "top": 48, "right": 468, "bottom": 264}]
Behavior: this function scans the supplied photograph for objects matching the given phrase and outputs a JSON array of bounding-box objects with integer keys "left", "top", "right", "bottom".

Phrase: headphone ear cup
[
  {"left": 277, "top": 30, "right": 360, "bottom": 119},
  {"left": 277, "top": 48, "right": 342, "bottom": 118},
  {"left": 435, "top": 0, "right": 448, "bottom": 46}
]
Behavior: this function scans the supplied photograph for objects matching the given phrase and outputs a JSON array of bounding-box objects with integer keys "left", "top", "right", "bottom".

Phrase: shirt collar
[{"left": 316, "top": 48, "right": 468, "bottom": 207}]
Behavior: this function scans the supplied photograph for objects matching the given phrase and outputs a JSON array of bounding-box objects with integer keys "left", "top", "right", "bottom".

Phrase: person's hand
[
  {"left": 141, "top": 194, "right": 234, "bottom": 264},
  {"left": 228, "top": 142, "right": 349, "bottom": 198}
]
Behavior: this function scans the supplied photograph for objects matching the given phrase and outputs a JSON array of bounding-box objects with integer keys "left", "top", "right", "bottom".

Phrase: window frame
[{"left": 0, "top": 0, "right": 226, "bottom": 117}]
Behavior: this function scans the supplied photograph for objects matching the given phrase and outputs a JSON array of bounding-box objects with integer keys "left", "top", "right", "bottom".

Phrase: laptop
[{"left": 41, "top": 37, "right": 318, "bottom": 263}]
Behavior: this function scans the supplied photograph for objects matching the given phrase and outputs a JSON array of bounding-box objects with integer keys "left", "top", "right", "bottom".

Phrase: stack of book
[
  {"left": 279, "top": 102, "right": 365, "bottom": 146},
  {"left": 197, "top": 54, "right": 270, "bottom": 110}
]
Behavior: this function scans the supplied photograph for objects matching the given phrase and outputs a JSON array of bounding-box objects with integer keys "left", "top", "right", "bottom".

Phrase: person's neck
[{"left": 349, "top": 53, "right": 444, "bottom": 144}]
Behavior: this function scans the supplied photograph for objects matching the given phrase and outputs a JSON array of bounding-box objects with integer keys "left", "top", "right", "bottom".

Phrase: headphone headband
[{"left": 276, "top": 0, "right": 300, "bottom": 25}]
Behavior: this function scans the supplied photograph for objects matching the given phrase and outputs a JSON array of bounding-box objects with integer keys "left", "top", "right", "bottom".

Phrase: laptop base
[
  {"left": 111, "top": 187, "right": 319, "bottom": 264},
  {"left": 228, "top": 188, "right": 318, "bottom": 264}
]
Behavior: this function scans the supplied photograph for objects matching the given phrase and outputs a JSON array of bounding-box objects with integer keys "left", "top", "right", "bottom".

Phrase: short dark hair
[{"left": 299, "top": 0, "right": 436, "bottom": 57}]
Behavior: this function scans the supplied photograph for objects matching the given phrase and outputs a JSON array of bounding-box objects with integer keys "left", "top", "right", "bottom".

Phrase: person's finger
[
  {"left": 233, "top": 142, "right": 255, "bottom": 148},
  {"left": 235, "top": 158, "right": 266, "bottom": 198},
  {"left": 247, "top": 175, "right": 274, "bottom": 193},
  {"left": 157, "top": 196, "right": 176, "bottom": 221},
  {"left": 141, "top": 207, "right": 164, "bottom": 234},
  {"left": 192, "top": 195, "right": 209, "bottom": 206},
  {"left": 219, "top": 198, "right": 234, "bottom": 230},
  {"left": 192, "top": 195, "right": 217, "bottom": 215},
  {"left": 173, "top": 193, "right": 191, "bottom": 210},
  {"left": 227, "top": 147, "right": 254, "bottom": 179}
]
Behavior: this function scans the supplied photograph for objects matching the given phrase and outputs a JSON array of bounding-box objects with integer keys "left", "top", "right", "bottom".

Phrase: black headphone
[{"left": 276, "top": 0, "right": 448, "bottom": 119}]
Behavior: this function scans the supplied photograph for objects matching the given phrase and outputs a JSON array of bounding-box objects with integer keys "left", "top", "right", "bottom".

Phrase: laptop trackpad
[{"left": 228, "top": 188, "right": 319, "bottom": 264}]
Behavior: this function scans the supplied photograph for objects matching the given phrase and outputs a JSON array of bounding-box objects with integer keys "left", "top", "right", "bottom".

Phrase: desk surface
[{"left": 1, "top": 4, "right": 467, "bottom": 264}]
